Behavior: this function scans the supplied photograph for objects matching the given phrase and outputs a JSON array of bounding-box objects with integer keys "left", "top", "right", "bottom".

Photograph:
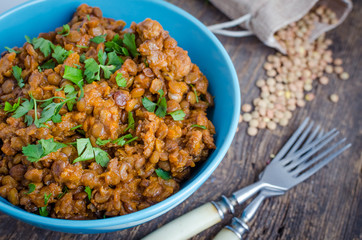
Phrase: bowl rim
[{"left": 0, "top": 0, "right": 241, "bottom": 231}]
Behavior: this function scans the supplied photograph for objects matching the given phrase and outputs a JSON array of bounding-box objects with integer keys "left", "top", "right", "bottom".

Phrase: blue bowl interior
[{"left": 0, "top": 0, "right": 240, "bottom": 233}]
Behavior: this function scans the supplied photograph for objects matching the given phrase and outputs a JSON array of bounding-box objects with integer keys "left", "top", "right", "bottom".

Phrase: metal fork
[{"left": 143, "top": 118, "right": 351, "bottom": 240}]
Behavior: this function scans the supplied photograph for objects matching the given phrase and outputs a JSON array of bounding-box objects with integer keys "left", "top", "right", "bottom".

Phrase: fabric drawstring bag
[{"left": 208, "top": 0, "right": 353, "bottom": 54}]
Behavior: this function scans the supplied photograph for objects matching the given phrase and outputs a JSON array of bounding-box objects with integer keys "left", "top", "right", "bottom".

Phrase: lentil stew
[{"left": 0, "top": 4, "right": 215, "bottom": 219}]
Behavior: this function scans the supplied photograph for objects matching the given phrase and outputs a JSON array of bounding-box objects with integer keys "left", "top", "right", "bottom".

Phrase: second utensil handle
[{"left": 142, "top": 202, "right": 222, "bottom": 240}]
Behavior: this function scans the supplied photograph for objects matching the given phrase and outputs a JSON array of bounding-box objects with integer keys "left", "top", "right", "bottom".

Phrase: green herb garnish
[
  {"left": 70, "top": 125, "right": 82, "bottom": 131},
  {"left": 169, "top": 109, "right": 185, "bottom": 121},
  {"left": 115, "top": 72, "right": 127, "bottom": 87},
  {"left": 63, "top": 65, "right": 84, "bottom": 99},
  {"left": 86, "top": 14, "right": 91, "bottom": 21},
  {"left": 58, "top": 24, "right": 70, "bottom": 36},
  {"left": 39, "top": 59, "right": 56, "bottom": 71},
  {"left": 189, "top": 84, "right": 199, "bottom": 103},
  {"left": 84, "top": 186, "right": 92, "bottom": 201},
  {"left": 155, "top": 168, "right": 172, "bottom": 180},
  {"left": 26, "top": 183, "right": 36, "bottom": 194},
  {"left": 73, "top": 138, "right": 110, "bottom": 167},
  {"left": 12, "top": 66, "right": 25, "bottom": 88},
  {"left": 124, "top": 111, "right": 135, "bottom": 132},
  {"left": 90, "top": 34, "right": 107, "bottom": 44},
  {"left": 4, "top": 99, "right": 21, "bottom": 113},
  {"left": 31, "top": 37, "right": 54, "bottom": 57},
  {"left": 22, "top": 138, "right": 67, "bottom": 162},
  {"left": 123, "top": 33, "right": 139, "bottom": 57},
  {"left": 191, "top": 124, "right": 207, "bottom": 130},
  {"left": 52, "top": 46, "right": 72, "bottom": 64},
  {"left": 39, "top": 193, "right": 52, "bottom": 217},
  {"left": 12, "top": 98, "right": 34, "bottom": 119},
  {"left": 5, "top": 47, "right": 20, "bottom": 54},
  {"left": 96, "top": 138, "right": 111, "bottom": 146},
  {"left": 76, "top": 45, "right": 89, "bottom": 49},
  {"left": 57, "top": 186, "right": 68, "bottom": 199},
  {"left": 142, "top": 89, "right": 167, "bottom": 117}
]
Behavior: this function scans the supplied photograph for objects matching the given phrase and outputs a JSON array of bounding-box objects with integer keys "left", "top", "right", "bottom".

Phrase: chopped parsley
[
  {"left": 123, "top": 33, "right": 139, "bottom": 57},
  {"left": 5, "top": 47, "right": 20, "bottom": 54},
  {"left": 189, "top": 84, "right": 199, "bottom": 103},
  {"left": 155, "top": 168, "right": 172, "bottom": 180},
  {"left": 57, "top": 186, "right": 68, "bottom": 199},
  {"left": 107, "top": 51, "right": 123, "bottom": 70},
  {"left": 31, "top": 37, "right": 54, "bottom": 57},
  {"left": 90, "top": 34, "right": 107, "bottom": 44},
  {"left": 191, "top": 124, "right": 207, "bottom": 130},
  {"left": 169, "top": 109, "right": 185, "bottom": 121},
  {"left": 142, "top": 89, "right": 167, "bottom": 118},
  {"left": 52, "top": 46, "right": 72, "bottom": 64},
  {"left": 4, "top": 99, "right": 21, "bottom": 113},
  {"left": 79, "top": 53, "right": 86, "bottom": 63},
  {"left": 57, "top": 24, "right": 70, "bottom": 36},
  {"left": 12, "top": 66, "right": 25, "bottom": 88},
  {"left": 112, "top": 134, "right": 138, "bottom": 146},
  {"left": 84, "top": 186, "right": 92, "bottom": 201},
  {"left": 70, "top": 125, "right": 82, "bottom": 131},
  {"left": 39, "top": 193, "right": 52, "bottom": 217},
  {"left": 73, "top": 138, "right": 110, "bottom": 167},
  {"left": 22, "top": 138, "right": 67, "bottom": 162},
  {"left": 105, "top": 34, "right": 129, "bottom": 56},
  {"left": 38, "top": 59, "right": 56, "bottom": 71},
  {"left": 96, "top": 138, "right": 111, "bottom": 146},
  {"left": 84, "top": 50, "right": 117, "bottom": 82},
  {"left": 12, "top": 98, "right": 34, "bottom": 119},
  {"left": 63, "top": 65, "right": 84, "bottom": 99},
  {"left": 86, "top": 14, "right": 91, "bottom": 21},
  {"left": 76, "top": 45, "right": 89, "bottom": 49},
  {"left": 26, "top": 183, "right": 36, "bottom": 194},
  {"left": 124, "top": 111, "right": 135, "bottom": 132},
  {"left": 115, "top": 72, "right": 127, "bottom": 87}
]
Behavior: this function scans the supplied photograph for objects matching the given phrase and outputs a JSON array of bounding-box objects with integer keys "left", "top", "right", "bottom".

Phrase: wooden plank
[{"left": 0, "top": 0, "right": 361, "bottom": 239}]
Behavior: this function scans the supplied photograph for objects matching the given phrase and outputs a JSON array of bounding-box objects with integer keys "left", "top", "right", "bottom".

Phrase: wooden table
[{"left": 1, "top": 1, "right": 361, "bottom": 239}]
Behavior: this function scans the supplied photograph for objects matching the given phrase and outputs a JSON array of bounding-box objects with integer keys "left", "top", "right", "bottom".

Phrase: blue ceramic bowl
[{"left": 0, "top": 0, "right": 240, "bottom": 234}]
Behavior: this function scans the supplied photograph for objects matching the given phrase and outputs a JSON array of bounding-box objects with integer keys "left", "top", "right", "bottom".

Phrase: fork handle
[{"left": 142, "top": 202, "right": 223, "bottom": 240}]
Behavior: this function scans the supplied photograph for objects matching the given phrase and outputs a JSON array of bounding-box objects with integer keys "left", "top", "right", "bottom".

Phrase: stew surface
[{"left": 0, "top": 4, "right": 215, "bottom": 219}]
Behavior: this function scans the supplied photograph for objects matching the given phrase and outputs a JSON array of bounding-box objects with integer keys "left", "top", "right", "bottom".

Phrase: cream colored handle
[
  {"left": 142, "top": 203, "right": 222, "bottom": 240},
  {"left": 213, "top": 228, "right": 241, "bottom": 240}
]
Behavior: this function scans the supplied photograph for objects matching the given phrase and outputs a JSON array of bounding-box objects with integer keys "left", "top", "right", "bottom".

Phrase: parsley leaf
[
  {"left": 25, "top": 35, "right": 31, "bottom": 43},
  {"left": 86, "top": 14, "right": 91, "bottom": 21},
  {"left": 90, "top": 34, "right": 107, "bottom": 44},
  {"left": 12, "top": 99, "right": 34, "bottom": 119},
  {"left": 39, "top": 193, "right": 52, "bottom": 216},
  {"left": 31, "top": 37, "right": 54, "bottom": 57},
  {"left": 143, "top": 89, "right": 167, "bottom": 118},
  {"left": 39, "top": 59, "right": 56, "bottom": 71},
  {"left": 189, "top": 84, "right": 199, "bottom": 103},
  {"left": 76, "top": 45, "right": 89, "bottom": 49},
  {"left": 96, "top": 138, "right": 111, "bottom": 146},
  {"left": 4, "top": 99, "right": 21, "bottom": 113},
  {"left": 26, "top": 183, "right": 36, "bottom": 194},
  {"left": 24, "top": 115, "right": 33, "bottom": 126},
  {"left": 123, "top": 33, "right": 139, "bottom": 57},
  {"left": 73, "top": 138, "right": 110, "bottom": 167},
  {"left": 112, "top": 134, "right": 133, "bottom": 146},
  {"left": 63, "top": 65, "right": 84, "bottom": 99},
  {"left": 105, "top": 34, "right": 128, "bottom": 56},
  {"left": 100, "top": 65, "right": 115, "bottom": 79},
  {"left": 79, "top": 53, "right": 86, "bottom": 63},
  {"left": 57, "top": 186, "right": 68, "bottom": 199},
  {"left": 22, "top": 138, "right": 67, "bottom": 162},
  {"left": 142, "top": 97, "right": 157, "bottom": 112},
  {"left": 12, "top": 66, "right": 25, "bottom": 88},
  {"left": 70, "top": 125, "right": 82, "bottom": 131},
  {"left": 52, "top": 46, "right": 72, "bottom": 64},
  {"left": 58, "top": 24, "right": 70, "bottom": 36},
  {"left": 5, "top": 47, "right": 20, "bottom": 54},
  {"left": 190, "top": 124, "right": 207, "bottom": 130},
  {"left": 84, "top": 186, "right": 92, "bottom": 201},
  {"left": 84, "top": 58, "right": 100, "bottom": 82},
  {"left": 169, "top": 109, "right": 185, "bottom": 121},
  {"left": 155, "top": 168, "right": 172, "bottom": 180},
  {"left": 107, "top": 52, "right": 123, "bottom": 71},
  {"left": 115, "top": 73, "right": 127, "bottom": 87},
  {"left": 124, "top": 111, "right": 135, "bottom": 132}
]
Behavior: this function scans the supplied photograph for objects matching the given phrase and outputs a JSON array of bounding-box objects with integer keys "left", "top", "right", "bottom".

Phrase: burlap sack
[{"left": 209, "top": 0, "right": 353, "bottom": 54}]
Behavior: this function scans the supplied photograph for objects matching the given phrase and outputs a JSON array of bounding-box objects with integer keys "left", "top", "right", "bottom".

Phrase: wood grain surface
[{"left": 0, "top": 0, "right": 361, "bottom": 239}]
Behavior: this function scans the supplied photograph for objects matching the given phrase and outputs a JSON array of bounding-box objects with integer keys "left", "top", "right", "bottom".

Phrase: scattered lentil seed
[
  {"left": 249, "top": 119, "right": 259, "bottom": 128},
  {"left": 239, "top": 114, "right": 243, "bottom": 123},
  {"left": 267, "top": 121, "right": 277, "bottom": 130},
  {"left": 334, "top": 58, "right": 343, "bottom": 65},
  {"left": 319, "top": 76, "right": 329, "bottom": 85},
  {"left": 241, "top": 104, "right": 252, "bottom": 113},
  {"left": 243, "top": 113, "right": 252, "bottom": 122},
  {"left": 340, "top": 72, "right": 349, "bottom": 80},
  {"left": 305, "top": 93, "right": 315, "bottom": 101},
  {"left": 330, "top": 94, "right": 339, "bottom": 103},
  {"left": 334, "top": 66, "right": 344, "bottom": 74},
  {"left": 247, "top": 127, "right": 258, "bottom": 136}
]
